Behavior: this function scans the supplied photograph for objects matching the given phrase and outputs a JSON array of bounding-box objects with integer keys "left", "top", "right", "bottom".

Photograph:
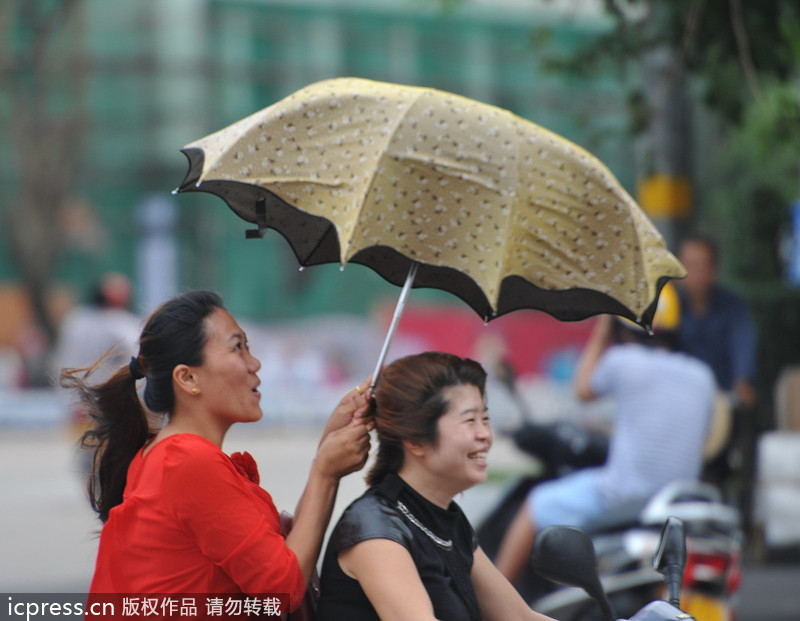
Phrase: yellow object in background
[
  {"left": 638, "top": 174, "right": 692, "bottom": 219},
  {"left": 652, "top": 281, "right": 680, "bottom": 332},
  {"left": 681, "top": 590, "right": 732, "bottom": 621}
]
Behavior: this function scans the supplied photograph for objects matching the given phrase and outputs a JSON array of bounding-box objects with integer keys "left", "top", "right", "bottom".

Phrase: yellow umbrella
[{"left": 176, "top": 77, "right": 685, "bottom": 383}]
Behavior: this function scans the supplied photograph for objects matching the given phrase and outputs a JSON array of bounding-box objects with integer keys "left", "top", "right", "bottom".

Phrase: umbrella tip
[{"left": 171, "top": 187, "right": 180, "bottom": 195}]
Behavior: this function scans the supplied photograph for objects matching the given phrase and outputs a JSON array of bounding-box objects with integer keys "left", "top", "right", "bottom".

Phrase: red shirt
[{"left": 89, "top": 434, "right": 305, "bottom": 609}]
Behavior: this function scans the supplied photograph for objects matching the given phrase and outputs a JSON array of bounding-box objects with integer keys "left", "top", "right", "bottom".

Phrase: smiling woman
[
  {"left": 60, "top": 290, "right": 372, "bottom": 613},
  {"left": 316, "top": 352, "right": 556, "bottom": 621}
]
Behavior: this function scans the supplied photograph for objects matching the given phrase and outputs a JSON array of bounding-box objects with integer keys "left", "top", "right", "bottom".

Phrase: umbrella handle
[{"left": 370, "top": 262, "right": 419, "bottom": 392}]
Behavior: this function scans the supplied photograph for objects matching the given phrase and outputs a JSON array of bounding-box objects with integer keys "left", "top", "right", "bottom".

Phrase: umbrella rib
[
  {"left": 298, "top": 219, "right": 336, "bottom": 267},
  {"left": 491, "top": 114, "right": 523, "bottom": 316},
  {"left": 343, "top": 87, "right": 427, "bottom": 264}
]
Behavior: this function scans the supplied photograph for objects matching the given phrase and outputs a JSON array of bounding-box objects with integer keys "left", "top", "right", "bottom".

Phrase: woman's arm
[
  {"left": 285, "top": 393, "right": 371, "bottom": 585},
  {"left": 338, "top": 538, "right": 440, "bottom": 621},
  {"left": 293, "top": 380, "right": 371, "bottom": 512},
  {"left": 472, "top": 547, "right": 556, "bottom": 621}
]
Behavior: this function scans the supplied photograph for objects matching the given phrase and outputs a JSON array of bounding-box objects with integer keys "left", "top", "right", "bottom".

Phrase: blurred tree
[
  {"left": 542, "top": 0, "right": 799, "bottom": 127},
  {"left": 557, "top": 1, "right": 800, "bottom": 408},
  {"left": 704, "top": 81, "right": 800, "bottom": 284},
  {"left": 0, "top": 0, "right": 87, "bottom": 342},
  {"left": 701, "top": 79, "right": 800, "bottom": 417}
]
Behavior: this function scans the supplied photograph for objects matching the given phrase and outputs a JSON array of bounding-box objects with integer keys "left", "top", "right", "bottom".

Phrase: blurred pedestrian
[
  {"left": 52, "top": 272, "right": 141, "bottom": 385},
  {"left": 495, "top": 285, "right": 716, "bottom": 585},
  {"left": 61, "top": 290, "right": 372, "bottom": 612},
  {"left": 676, "top": 234, "right": 758, "bottom": 408}
]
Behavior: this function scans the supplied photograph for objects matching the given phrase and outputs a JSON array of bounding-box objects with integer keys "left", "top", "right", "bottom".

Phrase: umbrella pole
[{"left": 370, "top": 262, "right": 419, "bottom": 392}]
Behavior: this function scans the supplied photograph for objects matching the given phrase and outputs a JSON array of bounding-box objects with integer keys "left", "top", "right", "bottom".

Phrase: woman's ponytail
[
  {"left": 365, "top": 441, "right": 404, "bottom": 487},
  {"left": 62, "top": 361, "right": 153, "bottom": 523}
]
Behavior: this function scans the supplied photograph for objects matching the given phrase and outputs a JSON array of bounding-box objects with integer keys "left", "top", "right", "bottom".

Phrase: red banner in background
[{"left": 389, "top": 304, "right": 595, "bottom": 380}]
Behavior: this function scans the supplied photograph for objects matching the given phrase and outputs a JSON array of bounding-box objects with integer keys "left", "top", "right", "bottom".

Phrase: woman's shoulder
[
  {"left": 338, "top": 490, "right": 404, "bottom": 528},
  {"left": 159, "top": 432, "right": 222, "bottom": 458},
  {"left": 331, "top": 488, "right": 413, "bottom": 552},
  {"left": 155, "top": 434, "right": 240, "bottom": 482}
]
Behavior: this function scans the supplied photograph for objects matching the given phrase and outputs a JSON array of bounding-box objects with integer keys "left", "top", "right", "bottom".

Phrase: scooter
[
  {"left": 477, "top": 421, "right": 742, "bottom": 620},
  {"left": 528, "top": 481, "right": 741, "bottom": 620},
  {"left": 531, "top": 516, "right": 697, "bottom": 620}
]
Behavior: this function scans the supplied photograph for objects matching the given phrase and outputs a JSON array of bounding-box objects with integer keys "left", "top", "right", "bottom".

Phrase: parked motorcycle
[{"left": 477, "top": 421, "right": 742, "bottom": 620}]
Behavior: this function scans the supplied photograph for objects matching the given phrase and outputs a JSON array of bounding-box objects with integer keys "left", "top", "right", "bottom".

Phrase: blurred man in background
[
  {"left": 676, "top": 234, "right": 758, "bottom": 512},
  {"left": 677, "top": 234, "right": 757, "bottom": 408}
]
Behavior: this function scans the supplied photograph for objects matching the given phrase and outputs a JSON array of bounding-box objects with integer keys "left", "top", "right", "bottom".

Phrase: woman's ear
[
  {"left": 173, "top": 364, "right": 199, "bottom": 396},
  {"left": 402, "top": 438, "right": 428, "bottom": 458}
]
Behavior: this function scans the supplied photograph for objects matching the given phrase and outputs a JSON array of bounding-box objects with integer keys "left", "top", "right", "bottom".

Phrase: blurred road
[{"left": 1, "top": 425, "right": 799, "bottom": 619}]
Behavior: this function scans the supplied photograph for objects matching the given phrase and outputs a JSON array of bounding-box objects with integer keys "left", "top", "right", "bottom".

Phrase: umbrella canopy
[{"left": 176, "top": 77, "right": 684, "bottom": 327}]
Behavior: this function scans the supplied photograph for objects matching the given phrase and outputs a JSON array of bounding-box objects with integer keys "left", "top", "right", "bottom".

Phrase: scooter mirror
[
  {"left": 531, "top": 525, "right": 615, "bottom": 621},
  {"left": 652, "top": 516, "right": 687, "bottom": 609}
]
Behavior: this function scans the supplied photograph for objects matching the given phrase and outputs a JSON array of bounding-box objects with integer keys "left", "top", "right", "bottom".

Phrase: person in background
[
  {"left": 676, "top": 234, "right": 758, "bottom": 408},
  {"left": 52, "top": 273, "right": 143, "bottom": 465},
  {"left": 317, "top": 351, "right": 556, "bottom": 621},
  {"left": 676, "top": 233, "right": 759, "bottom": 512},
  {"left": 61, "top": 290, "right": 372, "bottom": 614},
  {"left": 52, "top": 273, "right": 142, "bottom": 384},
  {"left": 495, "top": 284, "right": 716, "bottom": 586}
]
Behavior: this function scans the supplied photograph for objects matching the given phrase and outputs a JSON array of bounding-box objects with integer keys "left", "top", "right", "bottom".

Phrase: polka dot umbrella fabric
[{"left": 177, "top": 77, "right": 685, "bottom": 326}]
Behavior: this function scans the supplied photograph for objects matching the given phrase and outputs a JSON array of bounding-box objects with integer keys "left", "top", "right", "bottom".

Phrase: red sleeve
[{"left": 161, "top": 437, "right": 306, "bottom": 607}]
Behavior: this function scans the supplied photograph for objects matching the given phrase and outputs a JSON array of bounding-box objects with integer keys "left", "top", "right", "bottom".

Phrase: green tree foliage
[
  {"left": 704, "top": 82, "right": 800, "bottom": 284},
  {"left": 561, "top": 0, "right": 800, "bottom": 125}
]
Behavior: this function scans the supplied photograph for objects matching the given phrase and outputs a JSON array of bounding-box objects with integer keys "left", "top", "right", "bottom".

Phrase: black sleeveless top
[{"left": 317, "top": 473, "right": 480, "bottom": 621}]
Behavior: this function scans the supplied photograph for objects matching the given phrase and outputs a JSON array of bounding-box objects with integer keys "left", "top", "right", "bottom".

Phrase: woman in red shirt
[{"left": 63, "top": 290, "right": 371, "bottom": 613}]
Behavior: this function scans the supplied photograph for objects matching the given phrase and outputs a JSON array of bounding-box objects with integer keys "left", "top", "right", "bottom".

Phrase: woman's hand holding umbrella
[{"left": 318, "top": 376, "right": 373, "bottom": 448}]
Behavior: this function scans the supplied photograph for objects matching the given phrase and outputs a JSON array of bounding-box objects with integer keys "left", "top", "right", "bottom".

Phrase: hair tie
[{"left": 129, "top": 356, "right": 145, "bottom": 380}]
